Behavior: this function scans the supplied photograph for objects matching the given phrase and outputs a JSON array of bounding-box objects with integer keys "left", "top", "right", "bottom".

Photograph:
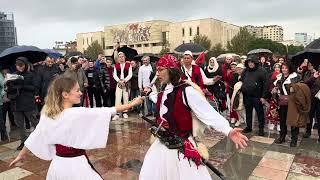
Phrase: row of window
[
  {"left": 104, "top": 43, "right": 162, "bottom": 50},
  {"left": 182, "top": 27, "right": 200, "bottom": 37}
]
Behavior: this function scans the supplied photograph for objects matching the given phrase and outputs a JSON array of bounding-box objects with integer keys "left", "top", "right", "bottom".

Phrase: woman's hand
[
  {"left": 228, "top": 128, "right": 249, "bottom": 149},
  {"left": 130, "top": 96, "right": 145, "bottom": 107},
  {"left": 9, "top": 153, "right": 26, "bottom": 167}
]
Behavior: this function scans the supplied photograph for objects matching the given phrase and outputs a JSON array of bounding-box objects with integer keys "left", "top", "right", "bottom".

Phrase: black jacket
[
  {"left": 35, "top": 64, "right": 61, "bottom": 100},
  {"left": 85, "top": 68, "right": 101, "bottom": 88},
  {"left": 8, "top": 70, "right": 37, "bottom": 112},
  {"left": 241, "top": 65, "right": 269, "bottom": 99}
]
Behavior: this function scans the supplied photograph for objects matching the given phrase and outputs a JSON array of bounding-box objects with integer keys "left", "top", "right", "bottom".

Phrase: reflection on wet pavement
[{"left": 0, "top": 114, "right": 320, "bottom": 179}]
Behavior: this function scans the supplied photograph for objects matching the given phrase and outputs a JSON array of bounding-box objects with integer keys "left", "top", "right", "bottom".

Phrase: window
[
  {"left": 106, "top": 46, "right": 113, "bottom": 49},
  {"left": 86, "top": 38, "right": 88, "bottom": 45},
  {"left": 137, "top": 44, "right": 142, "bottom": 47},
  {"left": 144, "top": 44, "right": 149, "bottom": 47},
  {"left": 190, "top": 40, "right": 192, "bottom": 43},
  {"left": 182, "top": 40, "right": 185, "bottom": 44},
  {"left": 83, "top": 39, "right": 84, "bottom": 45},
  {"left": 129, "top": 45, "right": 134, "bottom": 48},
  {"left": 90, "top": 37, "right": 93, "bottom": 43},
  {"left": 162, "top": 32, "right": 167, "bottom": 43},
  {"left": 197, "top": 26, "right": 200, "bottom": 35},
  {"left": 182, "top": 28, "right": 185, "bottom": 36},
  {"left": 102, "top": 38, "right": 105, "bottom": 49},
  {"left": 189, "top": 27, "right": 192, "bottom": 36}
]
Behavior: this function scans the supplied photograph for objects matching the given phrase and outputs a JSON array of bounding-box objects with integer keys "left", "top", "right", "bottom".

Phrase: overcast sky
[{"left": 2, "top": 0, "right": 319, "bottom": 48}]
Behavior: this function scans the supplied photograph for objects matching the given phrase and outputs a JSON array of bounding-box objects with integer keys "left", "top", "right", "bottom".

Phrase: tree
[
  {"left": 84, "top": 41, "right": 104, "bottom": 59},
  {"left": 287, "top": 45, "right": 304, "bottom": 55},
  {"left": 227, "top": 27, "right": 256, "bottom": 54},
  {"left": 211, "top": 43, "right": 226, "bottom": 57},
  {"left": 159, "top": 40, "right": 171, "bottom": 56},
  {"left": 248, "top": 38, "right": 287, "bottom": 55},
  {"left": 193, "top": 35, "right": 212, "bottom": 50}
]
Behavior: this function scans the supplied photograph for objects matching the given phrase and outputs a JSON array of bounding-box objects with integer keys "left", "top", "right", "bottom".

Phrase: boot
[
  {"left": 242, "top": 127, "right": 252, "bottom": 133},
  {"left": 257, "top": 129, "right": 265, "bottom": 136},
  {"left": 290, "top": 139, "right": 297, "bottom": 147},
  {"left": 16, "top": 143, "right": 24, "bottom": 150},
  {"left": 275, "top": 135, "right": 286, "bottom": 144}
]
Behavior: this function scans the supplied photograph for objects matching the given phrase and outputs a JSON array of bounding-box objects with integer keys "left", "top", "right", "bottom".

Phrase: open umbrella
[
  {"left": 65, "top": 51, "right": 83, "bottom": 58},
  {"left": 216, "top": 53, "right": 240, "bottom": 63},
  {"left": 42, "top": 49, "right": 62, "bottom": 59},
  {"left": 247, "top": 49, "right": 272, "bottom": 55},
  {"left": 174, "top": 43, "right": 207, "bottom": 55},
  {"left": 0, "top": 45, "right": 47, "bottom": 69},
  {"left": 116, "top": 46, "right": 138, "bottom": 60},
  {"left": 133, "top": 53, "right": 160, "bottom": 62},
  {"left": 291, "top": 38, "right": 320, "bottom": 68}
]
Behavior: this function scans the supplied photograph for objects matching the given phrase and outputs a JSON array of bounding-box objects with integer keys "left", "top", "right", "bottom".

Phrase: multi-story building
[
  {"left": 76, "top": 18, "right": 240, "bottom": 56},
  {"left": 294, "top": 33, "right": 316, "bottom": 46},
  {"left": 0, "top": 12, "right": 17, "bottom": 52},
  {"left": 245, "top": 25, "right": 284, "bottom": 42}
]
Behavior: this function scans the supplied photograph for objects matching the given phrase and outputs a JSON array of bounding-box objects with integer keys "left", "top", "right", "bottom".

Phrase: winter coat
[
  {"left": 64, "top": 68, "right": 88, "bottom": 92},
  {"left": 7, "top": 69, "right": 37, "bottom": 112},
  {"left": 203, "top": 62, "right": 226, "bottom": 101},
  {"left": 35, "top": 64, "right": 61, "bottom": 101},
  {"left": 130, "top": 67, "right": 139, "bottom": 90},
  {"left": 287, "top": 83, "right": 311, "bottom": 127},
  {"left": 274, "top": 72, "right": 301, "bottom": 96},
  {"left": 85, "top": 67, "right": 101, "bottom": 88},
  {"left": 304, "top": 76, "right": 320, "bottom": 97},
  {"left": 0, "top": 74, "right": 5, "bottom": 106},
  {"left": 230, "top": 81, "right": 244, "bottom": 111},
  {"left": 241, "top": 66, "right": 269, "bottom": 99}
]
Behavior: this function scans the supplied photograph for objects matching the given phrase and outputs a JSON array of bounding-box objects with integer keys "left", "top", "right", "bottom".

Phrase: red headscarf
[{"left": 156, "top": 54, "right": 179, "bottom": 69}]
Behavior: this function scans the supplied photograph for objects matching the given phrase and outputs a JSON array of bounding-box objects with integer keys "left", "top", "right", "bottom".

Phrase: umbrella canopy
[
  {"left": 0, "top": 45, "right": 47, "bottom": 69},
  {"left": 117, "top": 46, "right": 138, "bottom": 60},
  {"left": 247, "top": 49, "right": 272, "bottom": 55},
  {"left": 216, "top": 53, "right": 240, "bottom": 63},
  {"left": 291, "top": 38, "right": 320, "bottom": 68},
  {"left": 174, "top": 43, "right": 206, "bottom": 55},
  {"left": 65, "top": 51, "right": 83, "bottom": 58},
  {"left": 133, "top": 53, "right": 160, "bottom": 63},
  {"left": 42, "top": 49, "right": 62, "bottom": 59}
]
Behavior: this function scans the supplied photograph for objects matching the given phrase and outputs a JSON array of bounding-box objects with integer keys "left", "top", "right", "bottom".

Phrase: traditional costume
[
  {"left": 24, "top": 107, "right": 116, "bottom": 180},
  {"left": 139, "top": 55, "right": 232, "bottom": 180}
]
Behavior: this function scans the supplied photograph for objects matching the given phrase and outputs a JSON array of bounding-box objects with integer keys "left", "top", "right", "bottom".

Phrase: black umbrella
[
  {"left": 116, "top": 46, "right": 138, "bottom": 60},
  {"left": 0, "top": 45, "right": 47, "bottom": 69},
  {"left": 292, "top": 49, "right": 320, "bottom": 68},
  {"left": 174, "top": 43, "right": 206, "bottom": 55},
  {"left": 133, "top": 53, "right": 160, "bottom": 62}
]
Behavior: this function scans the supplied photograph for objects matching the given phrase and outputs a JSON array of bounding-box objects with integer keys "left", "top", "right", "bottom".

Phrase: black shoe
[
  {"left": 0, "top": 132, "right": 8, "bottom": 141},
  {"left": 257, "top": 129, "right": 265, "bottom": 136},
  {"left": 242, "top": 127, "right": 252, "bottom": 133},
  {"left": 303, "top": 132, "right": 311, "bottom": 138},
  {"left": 16, "top": 143, "right": 24, "bottom": 150},
  {"left": 146, "top": 113, "right": 153, "bottom": 117},
  {"left": 275, "top": 136, "right": 286, "bottom": 144},
  {"left": 290, "top": 139, "right": 297, "bottom": 147},
  {"left": 313, "top": 123, "right": 318, "bottom": 129}
]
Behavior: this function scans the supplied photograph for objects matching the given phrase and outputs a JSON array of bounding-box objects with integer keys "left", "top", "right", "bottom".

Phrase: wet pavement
[{"left": 0, "top": 114, "right": 320, "bottom": 180}]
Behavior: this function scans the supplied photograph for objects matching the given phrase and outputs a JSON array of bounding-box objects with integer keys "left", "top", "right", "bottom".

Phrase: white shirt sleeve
[
  {"left": 183, "top": 86, "right": 232, "bottom": 136},
  {"left": 138, "top": 67, "right": 143, "bottom": 89},
  {"left": 113, "top": 66, "right": 120, "bottom": 82},
  {"left": 124, "top": 65, "right": 133, "bottom": 82},
  {"left": 200, "top": 68, "right": 215, "bottom": 85},
  {"left": 149, "top": 92, "right": 158, "bottom": 104}
]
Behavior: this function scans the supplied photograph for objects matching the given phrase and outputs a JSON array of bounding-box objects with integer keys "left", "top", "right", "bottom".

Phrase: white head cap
[
  {"left": 226, "top": 54, "right": 233, "bottom": 59},
  {"left": 118, "top": 51, "right": 125, "bottom": 56},
  {"left": 183, "top": 50, "right": 193, "bottom": 57},
  {"left": 240, "top": 55, "right": 247, "bottom": 59},
  {"left": 236, "top": 63, "right": 245, "bottom": 69}
]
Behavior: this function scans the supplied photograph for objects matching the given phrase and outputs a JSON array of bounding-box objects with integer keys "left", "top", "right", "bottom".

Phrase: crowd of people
[{"left": 0, "top": 49, "right": 319, "bottom": 152}]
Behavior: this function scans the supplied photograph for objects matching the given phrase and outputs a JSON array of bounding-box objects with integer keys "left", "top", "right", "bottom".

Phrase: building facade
[
  {"left": 245, "top": 25, "right": 284, "bottom": 42},
  {"left": 0, "top": 12, "right": 17, "bottom": 53},
  {"left": 294, "top": 33, "right": 315, "bottom": 46},
  {"left": 76, "top": 18, "right": 240, "bottom": 56}
]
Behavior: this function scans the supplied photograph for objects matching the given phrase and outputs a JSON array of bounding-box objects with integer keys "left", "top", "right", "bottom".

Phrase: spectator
[
  {"left": 260, "top": 56, "right": 272, "bottom": 74},
  {"left": 113, "top": 52, "right": 132, "bottom": 121},
  {"left": 64, "top": 57, "right": 88, "bottom": 106},
  {"left": 241, "top": 57, "right": 268, "bottom": 136},
  {"left": 303, "top": 68, "right": 320, "bottom": 141},
  {"left": 7, "top": 57, "right": 39, "bottom": 150},
  {"left": 273, "top": 62, "right": 301, "bottom": 146},
  {"left": 0, "top": 72, "right": 7, "bottom": 141},
  {"left": 138, "top": 56, "right": 154, "bottom": 116},
  {"left": 35, "top": 57, "right": 61, "bottom": 110},
  {"left": 100, "top": 58, "right": 116, "bottom": 107},
  {"left": 130, "top": 60, "right": 139, "bottom": 100},
  {"left": 1, "top": 69, "right": 16, "bottom": 130},
  {"left": 85, "top": 60, "right": 102, "bottom": 108}
]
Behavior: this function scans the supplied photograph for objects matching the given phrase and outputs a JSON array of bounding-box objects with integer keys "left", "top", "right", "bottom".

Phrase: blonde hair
[{"left": 42, "top": 76, "right": 77, "bottom": 119}]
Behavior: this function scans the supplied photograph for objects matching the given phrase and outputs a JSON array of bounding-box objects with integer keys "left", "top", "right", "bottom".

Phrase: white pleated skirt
[
  {"left": 139, "top": 139, "right": 212, "bottom": 180},
  {"left": 46, "top": 155, "right": 102, "bottom": 180}
]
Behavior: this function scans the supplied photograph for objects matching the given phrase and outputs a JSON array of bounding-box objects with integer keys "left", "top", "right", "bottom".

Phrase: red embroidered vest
[
  {"left": 182, "top": 65, "right": 204, "bottom": 89},
  {"left": 155, "top": 84, "right": 193, "bottom": 137},
  {"left": 115, "top": 63, "right": 130, "bottom": 79}
]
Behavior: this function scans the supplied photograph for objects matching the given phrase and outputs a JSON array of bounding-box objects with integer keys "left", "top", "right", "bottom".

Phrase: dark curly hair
[{"left": 168, "top": 68, "right": 182, "bottom": 86}]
